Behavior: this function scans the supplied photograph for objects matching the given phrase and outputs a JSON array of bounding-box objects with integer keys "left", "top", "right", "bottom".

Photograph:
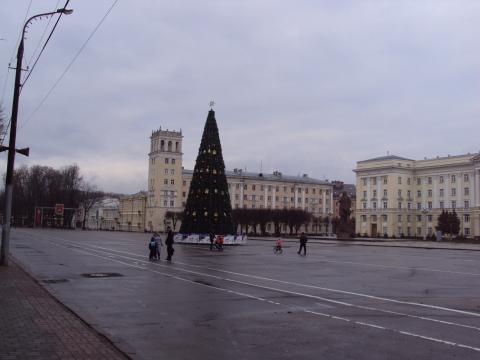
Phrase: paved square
[{"left": 9, "top": 229, "right": 480, "bottom": 360}]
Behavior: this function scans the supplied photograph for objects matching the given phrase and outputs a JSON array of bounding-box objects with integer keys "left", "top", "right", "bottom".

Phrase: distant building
[
  {"left": 119, "top": 192, "right": 147, "bottom": 232},
  {"left": 143, "top": 126, "right": 335, "bottom": 233},
  {"left": 84, "top": 198, "right": 120, "bottom": 230},
  {"left": 354, "top": 153, "right": 480, "bottom": 238}
]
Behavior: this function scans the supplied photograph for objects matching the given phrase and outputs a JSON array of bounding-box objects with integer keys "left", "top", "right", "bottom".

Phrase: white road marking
[
  {"left": 34, "top": 235, "right": 480, "bottom": 333},
  {"left": 28, "top": 236, "right": 480, "bottom": 354}
]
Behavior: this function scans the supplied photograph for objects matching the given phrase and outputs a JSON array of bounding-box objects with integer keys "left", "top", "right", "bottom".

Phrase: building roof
[
  {"left": 358, "top": 155, "right": 413, "bottom": 163},
  {"left": 182, "top": 169, "right": 331, "bottom": 186}
]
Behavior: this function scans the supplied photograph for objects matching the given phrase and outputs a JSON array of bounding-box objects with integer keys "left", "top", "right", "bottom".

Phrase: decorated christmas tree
[{"left": 180, "top": 109, "right": 235, "bottom": 235}]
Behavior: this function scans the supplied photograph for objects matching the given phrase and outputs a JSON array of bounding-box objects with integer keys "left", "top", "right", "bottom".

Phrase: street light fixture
[{"left": 0, "top": 9, "right": 73, "bottom": 266}]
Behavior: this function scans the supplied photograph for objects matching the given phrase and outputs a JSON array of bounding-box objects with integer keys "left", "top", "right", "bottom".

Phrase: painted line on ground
[{"left": 35, "top": 237, "right": 480, "bottom": 354}]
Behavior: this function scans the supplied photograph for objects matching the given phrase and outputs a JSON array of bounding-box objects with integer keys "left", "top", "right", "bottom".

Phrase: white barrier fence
[{"left": 174, "top": 234, "right": 247, "bottom": 245}]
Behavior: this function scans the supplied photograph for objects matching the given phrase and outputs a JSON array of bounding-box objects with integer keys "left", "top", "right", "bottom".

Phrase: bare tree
[
  {"left": 164, "top": 210, "right": 183, "bottom": 231},
  {"left": 80, "top": 185, "right": 104, "bottom": 229}
]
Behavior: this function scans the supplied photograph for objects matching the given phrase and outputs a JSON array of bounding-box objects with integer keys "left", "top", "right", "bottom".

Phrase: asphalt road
[{"left": 10, "top": 228, "right": 480, "bottom": 360}]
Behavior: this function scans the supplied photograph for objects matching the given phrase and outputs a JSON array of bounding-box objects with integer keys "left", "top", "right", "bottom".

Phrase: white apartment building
[{"left": 354, "top": 153, "right": 480, "bottom": 238}]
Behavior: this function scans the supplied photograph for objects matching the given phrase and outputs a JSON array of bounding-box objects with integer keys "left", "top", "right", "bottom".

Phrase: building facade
[
  {"left": 354, "top": 154, "right": 480, "bottom": 238},
  {"left": 144, "top": 127, "right": 334, "bottom": 233},
  {"left": 84, "top": 198, "right": 120, "bottom": 230},
  {"left": 119, "top": 191, "right": 147, "bottom": 232}
]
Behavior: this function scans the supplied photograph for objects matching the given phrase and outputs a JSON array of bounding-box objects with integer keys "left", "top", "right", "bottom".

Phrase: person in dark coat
[
  {"left": 148, "top": 236, "right": 157, "bottom": 261},
  {"left": 165, "top": 226, "right": 175, "bottom": 261},
  {"left": 298, "top": 232, "right": 307, "bottom": 255}
]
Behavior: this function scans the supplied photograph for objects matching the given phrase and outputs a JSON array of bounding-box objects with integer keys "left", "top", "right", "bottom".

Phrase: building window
[
  {"left": 464, "top": 174, "right": 469, "bottom": 182},
  {"left": 298, "top": 188, "right": 302, "bottom": 193},
  {"left": 407, "top": 190, "right": 411, "bottom": 198},
  {"left": 165, "top": 158, "right": 169, "bottom": 164},
  {"left": 172, "top": 159, "right": 175, "bottom": 164},
  {"left": 464, "top": 214, "right": 470, "bottom": 222},
  {"left": 398, "top": 177, "right": 402, "bottom": 185},
  {"left": 383, "top": 202, "right": 387, "bottom": 209},
  {"left": 260, "top": 195, "right": 264, "bottom": 201},
  {"left": 312, "top": 188, "right": 316, "bottom": 194},
  {"left": 439, "top": 176, "right": 444, "bottom": 184},
  {"left": 451, "top": 188, "right": 456, "bottom": 196},
  {"left": 383, "top": 176, "right": 388, "bottom": 185},
  {"left": 439, "top": 189, "right": 444, "bottom": 197},
  {"left": 417, "top": 215, "right": 422, "bottom": 222},
  {"left": 428, "top": 201, "right": 432, "bottom": 209},
  {"left": 252, "top": 185, "right": 256, "bottom": 191},
  {"left": 298, "top": 197, "right": 302, "bottom": 203},
  {"left": 261, "top": 185, "right": 264, "bottom": 191},
  {"left": 252, "top": 195, "right": 256, "bottom": 201},
  {"left": 428, "top": 189, "right": 432, "bottom": 197},
  {"left": 464, "top": 201, "right": 469, "bottom": 209},
  {"left": 398, "top": 202, "right": 402, "bottom": 209},
  {"left": 363, "top": 202, "right": 367, "bottom": 209},
  {"left": 417, "top": 190, "right": 421, "bottom": 197},
  {"left": 465, "top": 228, "right": 470, "bottom": 236},
  {"left": 244, "top": 184, "right": 247, "bottom": 190},
  {"left": 451, "top": 175, "right": 456, "bottom": 183},
  {"left": 464, "top": 188, "right": 469, "bottom": 196},
  {"left": 164, "top": 169, "right": 168, "bottom": 174},
  {"left": 183, "top": 180, "right": 187, "bottom": 186},
  {"left": 268, "top": 185, "right": 272, "bottom": 192},
  {"left": 373, "top": 190, "right": 377, "bottom": 198},
  {"left": 407, "top": 178, "right": 411, "bottom": 185},
  {"left": 170, "top": 169, "right": 174, "bottom": 175},
  {"left": 407, "top": 203, "right": 411, "bottom": 209},
  {"left": 362, "top": 178, "right": 367, "bottom": 186},
  {"left": 397, "top": 190, "right": 402, "bottom": 197},
  {"left": 163, "top": 200, "right": 167, "bottom": 206},
  {"left": 170, "top": 179, "right": 174, "bottom": 185},
  {"left": 417, "top": 202, "right": 421, "bottom": 210},
  {"left": 427, "top": 215, "right": 432, "bottom": 222},
  {"left": 398, "top": 215, "right": 402, "bottom": 222},
  {"left": 451, "top": 201, "right": 456, "bottom": 209},
  {"left": 383, "top": 189, "right": 387, "bottom": 197},
  {"left": 417, "top": 178, "right": 421, "bottom": 185},
  {"left": 373, "top": 202, "right": 377, "bottom": 209},
  {"left": 170, "top": 200, "right": 174, "bottom": 206},
  {"left": 182, "top": 192, "right": 186, "bottom": 197},
  {"left": 428, "top": 177, "right": 432, "bottom": 185},
  {"left": 361, "top": 215, "right": 367, "bottom": 223},
  {"left": 235, "top": 183, "right": 240, "bottom": 189},
  {"left": 363, "top": 191, "right": 367, "bottom": 199},
  {"left": 243, "top": 195, "right": 247, "bottom": 200},
  {"left": 382, "top": 214, "right": 387, "bottom": 222},
  {"left": 417, "top": 227, "right": 422, "bottom": 235},
  {"left": 371, "top": 215, "right": 377, "bottom": 222},
  {"left": 291, "top": 197, "right": 294, "bottom": 202},
  {"left": 372, "top": 177, "right": 377, "bottom": 185},
  {"left": 440, "top": 201, "right": 444, "bottom": 209},
  {"left": 164, "top": 179, "right": 168, "bottom": 184}
]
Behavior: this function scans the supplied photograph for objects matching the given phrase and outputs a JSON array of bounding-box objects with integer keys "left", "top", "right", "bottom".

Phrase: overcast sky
[{"left": 1, "top": 1, "right": 479, "bottom": 193}]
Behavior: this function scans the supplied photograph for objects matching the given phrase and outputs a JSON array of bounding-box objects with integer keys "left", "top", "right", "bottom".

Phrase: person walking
[
  {"left": 298, "top": 232, "right": 307, "bottom": 256},
  {"left": 148, "top": 236, "right": 157, "bottom": 261},
  {"left": 154, "top": 232, "right": 163, "bottom": 260},
  {"left": 165, "top": 226, "right": 175, "bottom": 261},
  {"left": 209, "top": 231, "right": 215, "bottom": 251}
]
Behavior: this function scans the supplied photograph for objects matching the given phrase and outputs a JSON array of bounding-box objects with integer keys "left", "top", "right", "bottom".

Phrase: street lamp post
[
  {"left": 422, "top": 207, "right": 428, "bottom": 240},
  {"left": 0, "top": 9, "right": 73, "bottom": 266}
]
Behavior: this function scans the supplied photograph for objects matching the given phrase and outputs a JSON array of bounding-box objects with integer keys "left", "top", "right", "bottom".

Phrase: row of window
[
  {"left": 364, "top": 187, "right": 471, "bottom": 199},
  {"left": 362, "top": 213, "right": 471, "bottom": 223},
  {"left": 150, "top": 157, "right": 177, "bottom": 165},
  {"left": 362, "top": 174, "right": 471, "bottom": 186},
  {"left": 363, "top": 200, "right": 471, "bottom": 210},
  {"left": 231, "top": 183, "right": 330, "bottom": 194},
  {"left": 151, "top": 139, "right": 180, "bottom": 153},
  {"left": 233, "top": 204, "right": 329, "bottom": 212}
]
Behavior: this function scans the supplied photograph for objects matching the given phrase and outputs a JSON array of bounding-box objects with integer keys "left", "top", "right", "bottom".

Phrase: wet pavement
[{"left": 8, "top": 228, "right": 480, "bottom": 360}]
